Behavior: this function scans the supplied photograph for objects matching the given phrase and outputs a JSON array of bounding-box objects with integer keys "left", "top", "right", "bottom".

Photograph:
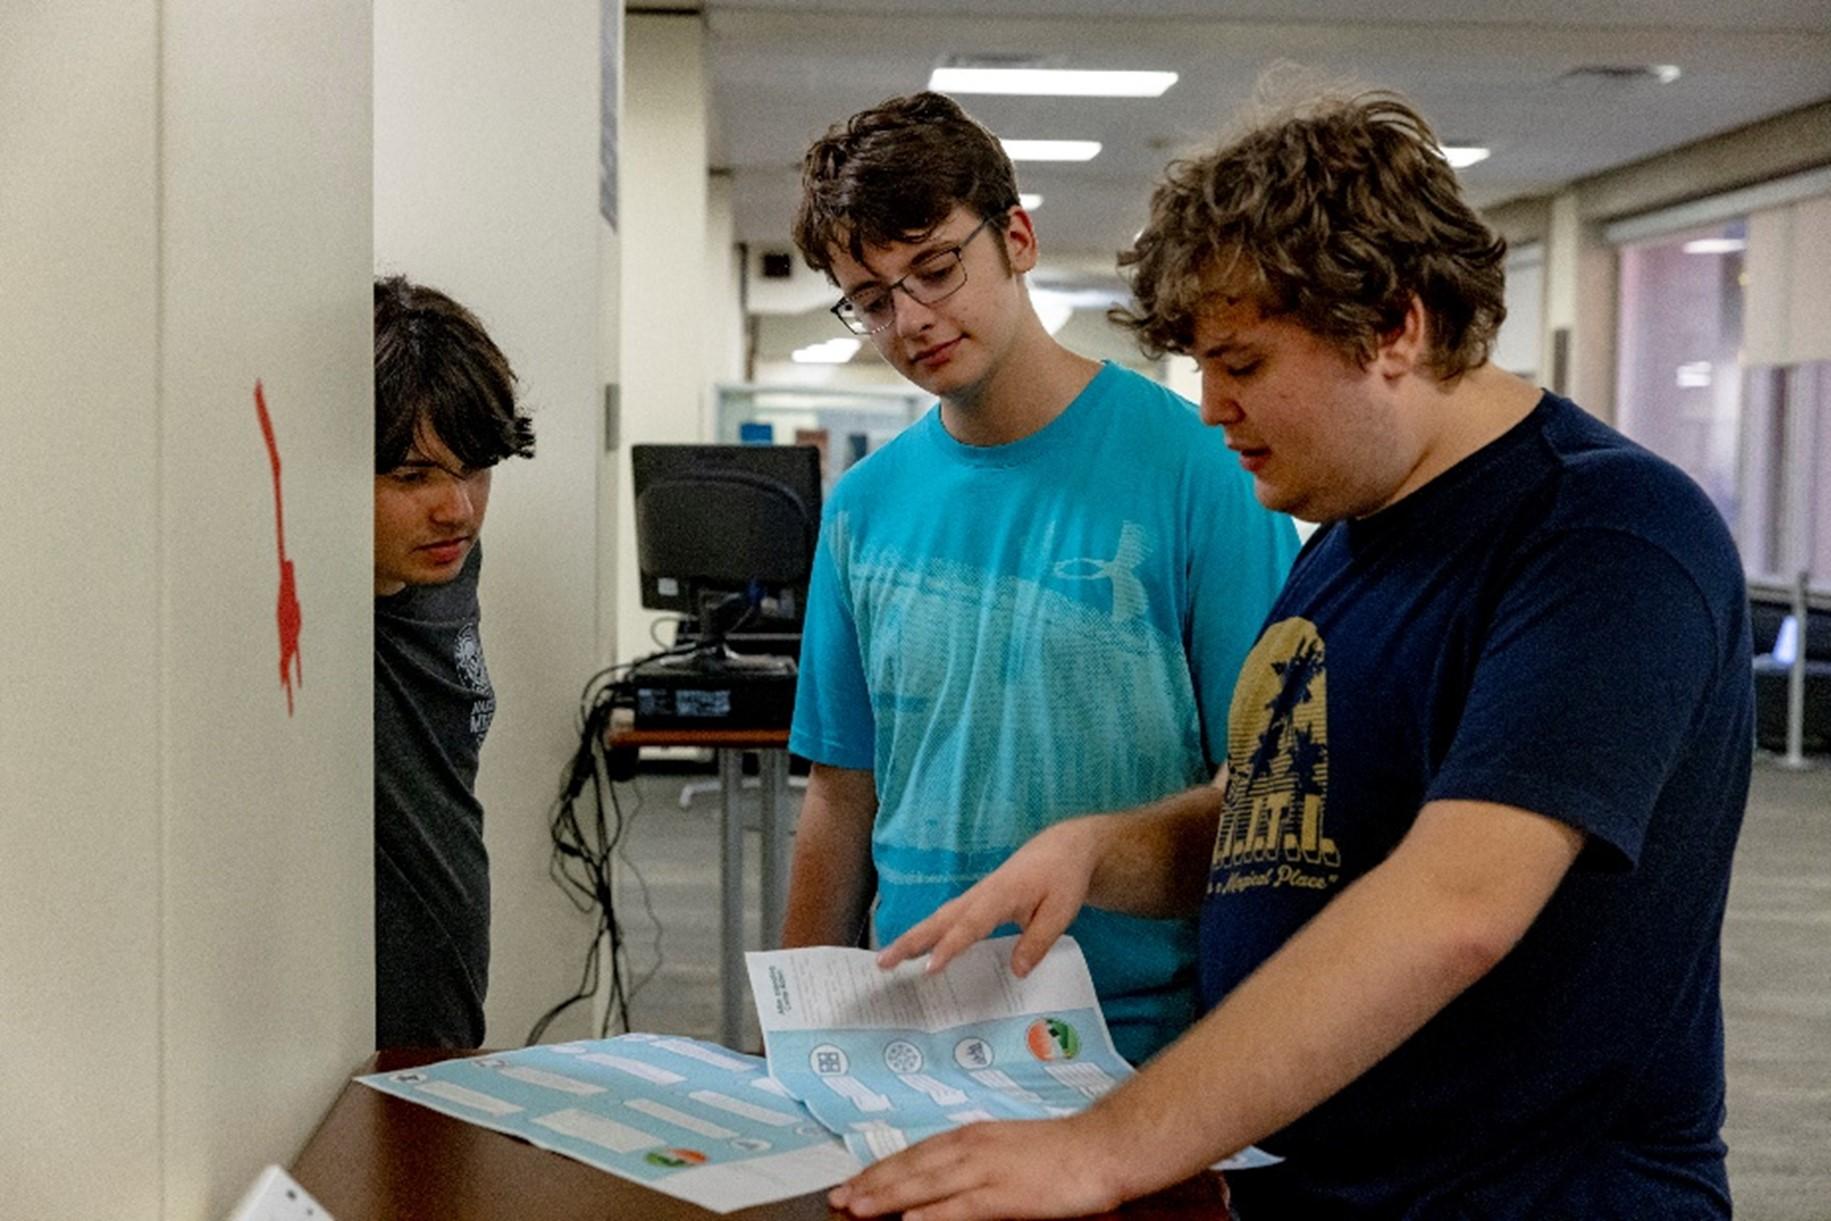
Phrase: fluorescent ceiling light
[
  {"left": 930, "top": 67, "right": 1178, "bottom": 98},
  {"left": 1652, "top": 64, "right": 1682, "bottom": 83},
  {"left": 1440, "top": 146, "right": 1490, "bottom": 169},
  {"left": 1019, "top": 193, "right": 1043, "bottom": 210},
  {"left": 1001, "top": 139, "right": 1102, "bottom": 162},
  {"left": 1683, "top": 237, "right": 1746, "bottom": 255},
  {"left": 792, "top": 338, "right": 861, "bottom": 365}
]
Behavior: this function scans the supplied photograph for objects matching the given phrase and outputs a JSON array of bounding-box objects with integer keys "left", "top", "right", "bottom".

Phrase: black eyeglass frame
[{"left": 828, "top": 212, "right": 1008, "bottom": 336}]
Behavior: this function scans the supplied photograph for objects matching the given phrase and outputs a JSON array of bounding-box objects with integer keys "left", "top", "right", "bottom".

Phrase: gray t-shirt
[{"left": 374, "top": 543, "right": 495, "bottom": 1047}]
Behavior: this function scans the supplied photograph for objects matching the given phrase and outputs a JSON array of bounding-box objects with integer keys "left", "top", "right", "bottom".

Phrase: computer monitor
[{"left": 630, "top": 444, "right": 822, "bottom": 651}]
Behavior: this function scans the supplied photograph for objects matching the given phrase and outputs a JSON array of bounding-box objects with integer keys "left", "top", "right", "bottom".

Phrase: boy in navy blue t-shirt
[{"left": 834, "top": 90, "right": 1752, "bottom": 1221}]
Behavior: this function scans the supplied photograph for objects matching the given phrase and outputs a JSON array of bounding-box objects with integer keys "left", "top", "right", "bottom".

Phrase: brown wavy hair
[
  {"left": 1113, "top": 89, "right": 1507, "bottom": 380},
  {"left": 793, "top": 91, "right": 1021, "bottom": 274}
]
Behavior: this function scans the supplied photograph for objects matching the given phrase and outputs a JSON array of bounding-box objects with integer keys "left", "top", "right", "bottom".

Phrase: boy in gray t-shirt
[{"left": 372, "top": 276, "right": 532, "bottom": 1047}]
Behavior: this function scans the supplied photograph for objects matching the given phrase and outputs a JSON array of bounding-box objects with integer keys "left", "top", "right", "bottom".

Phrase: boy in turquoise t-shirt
[{"left": 781, "top": 91, "right": 1297, "bottom": 1065}]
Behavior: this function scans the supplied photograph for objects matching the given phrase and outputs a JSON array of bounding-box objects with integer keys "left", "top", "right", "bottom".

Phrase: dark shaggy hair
[{"left": 373, "top": 275, "right": 534, "bottom": 473}]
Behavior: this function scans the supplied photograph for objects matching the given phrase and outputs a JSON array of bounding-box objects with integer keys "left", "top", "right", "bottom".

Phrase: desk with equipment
[
  {"left": 627, "top": 442, "right": 819, "bottom": 732},
  {"left": 620, "top": 443, "right": 819, "bottom": 1047}
]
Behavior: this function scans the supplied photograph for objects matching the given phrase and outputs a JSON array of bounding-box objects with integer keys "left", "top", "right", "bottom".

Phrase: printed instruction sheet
[
  {"left": 746, "top": 936, "right": 1141, "bottom": 1162},
  {"left": 746, "top": 936, "right": 1283, "bottom": 1172},
  {"left": 357, "top": 1033, "right": 861, "bottom": 1213}
]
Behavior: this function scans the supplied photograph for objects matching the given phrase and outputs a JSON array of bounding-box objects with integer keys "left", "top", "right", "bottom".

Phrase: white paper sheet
[
  {"left": 357, "top": 1034, "right": 860, "bottom": 1213},
  {"left": 746, "top": 936, "right": 1282, "bottom": 1172}
]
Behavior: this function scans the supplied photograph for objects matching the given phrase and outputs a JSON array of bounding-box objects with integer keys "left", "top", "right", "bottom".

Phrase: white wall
[
  {"left": 2, "top": 6, "right": 162, "bottom": 1214},
  {"left": 597, "top": 0, "right": 624, "bottom": 662},
  {"left": 2, "top": 2, "right": 373, "bottom": 1216},
  {"left": 618, "top": 12, "right": 712, "bottom": 659},
  {"left": 600, "top": 222, "right": 624, "bottom": 660},
  {"left": 709, "top": 172, "right": 749, "bottom": 388},
  {"left": 374, "top": 0, "right": 603, "bottom": 1046},
  {"left": 1493, "top": 242, "right": 1545, "bottom": 380}
]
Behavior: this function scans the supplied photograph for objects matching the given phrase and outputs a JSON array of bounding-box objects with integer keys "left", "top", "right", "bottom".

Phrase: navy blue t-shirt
[{"left": 1201, "top": 393, "right": 1752, "bottom": 1219}]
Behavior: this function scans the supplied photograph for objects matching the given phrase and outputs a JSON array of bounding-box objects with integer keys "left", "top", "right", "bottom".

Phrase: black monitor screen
[{"left": 630, "top": 443, "right": 822, "bottom": 636}]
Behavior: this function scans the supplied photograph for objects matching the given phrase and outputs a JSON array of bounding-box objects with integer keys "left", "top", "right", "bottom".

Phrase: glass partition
[{"left": 714, "top": 383, "right": 928, "bottom": 496}]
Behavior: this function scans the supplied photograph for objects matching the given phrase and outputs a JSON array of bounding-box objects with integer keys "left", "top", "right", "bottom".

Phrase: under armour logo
[{"left": 1052, "top": 523, "right": 1148, "bottom": 623}]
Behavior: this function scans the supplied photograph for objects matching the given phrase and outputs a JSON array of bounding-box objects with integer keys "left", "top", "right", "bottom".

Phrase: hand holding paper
[{"left": 875, "top": 815, "right": 1110, "bottom": 978}]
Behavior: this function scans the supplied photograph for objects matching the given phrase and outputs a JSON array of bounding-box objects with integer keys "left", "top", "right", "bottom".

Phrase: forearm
[
  {"left": 1079, "top": 800, "right": 1581, "bottom": 1201},
  {"left": 781, "top": 766, "right": 877, "bottom": 947},
  {"left": 1083, "top": 775, "right": 1225, "bottom": 918},
  {"left": 874, "top": 771, "right": 1227, "bottom": 975}
]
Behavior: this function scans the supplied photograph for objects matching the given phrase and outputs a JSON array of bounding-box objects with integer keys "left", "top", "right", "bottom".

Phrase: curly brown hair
[
  {"left": 1113, "top": 90, "right": 1507, "bottom": 380},
  {"left": 793, "top": 91, "right": 1021, "bottom": 275}
]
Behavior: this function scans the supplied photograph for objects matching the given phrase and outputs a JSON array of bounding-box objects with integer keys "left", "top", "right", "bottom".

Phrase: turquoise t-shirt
[{"left": 790, "top": 361, "right": 1298, "bottom": 1063}]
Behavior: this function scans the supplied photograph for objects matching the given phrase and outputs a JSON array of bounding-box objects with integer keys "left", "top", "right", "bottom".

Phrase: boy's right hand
[{"left": 875, "top": 814, "right": 1113, "bottom": 978}]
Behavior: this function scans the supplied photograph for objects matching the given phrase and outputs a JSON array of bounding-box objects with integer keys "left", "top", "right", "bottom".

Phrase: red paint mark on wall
[{"left": 255, "top": 381, "right": 303, "bottom": 715}]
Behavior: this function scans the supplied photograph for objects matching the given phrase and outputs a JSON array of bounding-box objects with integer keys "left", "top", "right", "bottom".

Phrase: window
[
  {"left": 1613, "top": 205, "right": 1831, "bottom": 595},
  {"left": 1614, "top": 219, "right": 1747, "bottom": 530}
]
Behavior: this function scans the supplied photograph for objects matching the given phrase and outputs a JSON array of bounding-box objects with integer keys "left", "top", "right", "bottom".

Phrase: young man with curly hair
[
  {"left": 372, "top": 275, "right": 534, "bottom": 1049},
  {"left": 781, "top": 92, "right": 1298, "bottom": 1067},
  {"left": 840, "top": 90, "right": 1751, "bottom": 1220}
]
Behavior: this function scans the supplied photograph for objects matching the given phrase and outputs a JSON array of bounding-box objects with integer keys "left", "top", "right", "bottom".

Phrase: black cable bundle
[
  {"left": 525, "top": 591, "right": 764, "bottom": 1046},
  {"left": 524, "top": 651, "right": 678, "bottom": 1046}
]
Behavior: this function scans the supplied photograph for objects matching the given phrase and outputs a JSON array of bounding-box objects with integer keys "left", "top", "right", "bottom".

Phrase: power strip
[{"left": 224, "top": 1166, "right": 334, "bottom": 1221}]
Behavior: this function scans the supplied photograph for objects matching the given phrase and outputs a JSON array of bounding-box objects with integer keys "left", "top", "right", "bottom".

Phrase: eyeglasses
[{"left": 830, "top": 214, "right": 1003, "bottom": 336}]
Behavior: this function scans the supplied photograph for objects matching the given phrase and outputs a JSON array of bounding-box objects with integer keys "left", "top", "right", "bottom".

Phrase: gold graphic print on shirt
[{"left": 1210, "top": 617, "right": 1340, "bottom": 896}]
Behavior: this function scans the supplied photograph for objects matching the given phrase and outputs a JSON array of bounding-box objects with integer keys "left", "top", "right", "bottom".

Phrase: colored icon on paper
[
  {"left": 645, "top": 1148, "right": 709, "bottom": 1169},
  {"left": 1026, "top": 1017, "right": 1081, "bottom": 1061},
  {"left": 883, "top": 1040, "right": 924, "bottom": 1074},
  {"left": 953, "top": 1036, "right": 995, "bottom": 1069}
]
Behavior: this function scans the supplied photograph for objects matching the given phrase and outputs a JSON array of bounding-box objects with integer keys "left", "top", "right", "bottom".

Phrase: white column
[
  {"left": 160, "top": 1, "right": 376, "bottom": 1213},
  {"left": 1542, "top": 191, "right": 1618, "bottom": 421},
  {"left": 2, "top": 1, "right": 374, "bottom": 1216},
  {"left": 708, "top": 170, "right": 749, "bottom": 397},
  {"left": 375, "top": 0, "right": 605, "bottom": 1046},
  {"left": 1, "top": 4, "right": 163, "bottom": 1216},
  {"left": 618, "top": 11, "right": 711, "bottom": 660}
]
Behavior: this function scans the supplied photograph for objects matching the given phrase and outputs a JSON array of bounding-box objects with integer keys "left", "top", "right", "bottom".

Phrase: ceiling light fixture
[
  {"left": 792, "top": 338, "right": 861, "bottom": 365},
  {"left": 1560, "top": 63, "right": 1683, "bottom": 87},
  {"left": 929, "top": 67, "right": 1178, "bottom": 98},
  {"left": 1019, "top": 193, "right": 1043, "bottom": 210},
  {"left": 1001, "top": 139, "right": 1102, "bottom": 162},
  {"left": 1440, "top": 146, "right": 1490, "bottom": 169},
  {"left": 1683, "top": 238, "right": 1747, "bottom": 255}
]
